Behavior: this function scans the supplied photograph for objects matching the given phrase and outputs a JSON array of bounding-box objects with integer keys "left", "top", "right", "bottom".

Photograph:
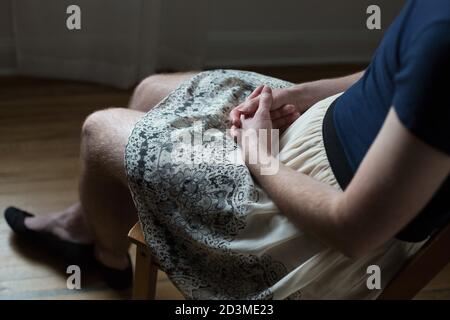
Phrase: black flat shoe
[
  {"left": 4, "top": 206, "right": 95, "bottom": 267},
  {"left": 97, "top": 255, "right": 133, "bottom": 290},
  {"left": 5, "top": 206, "right": 133, "bottom": 290}
]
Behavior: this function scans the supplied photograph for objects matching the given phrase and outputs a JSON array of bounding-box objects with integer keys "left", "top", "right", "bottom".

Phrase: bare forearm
[
  {"left": 246, "top": 108, "right": 449, "bottom": 258},
  {"left": 290, "top": 70, "right": 365, "bottom": 108},
  {"left": 309, "top": 71, "right": 364, "bottom": 97},
  {"left": 247, "top": 157, "right": 351, "bottom": 254}
]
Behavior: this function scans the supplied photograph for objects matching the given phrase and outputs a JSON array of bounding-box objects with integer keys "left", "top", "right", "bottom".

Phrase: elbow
[
  {"left": 330, "top": 199, "right": 372, "bottom": 259},
  {"left": 333, "top": 225, "right": 371, "bottom": 259}
]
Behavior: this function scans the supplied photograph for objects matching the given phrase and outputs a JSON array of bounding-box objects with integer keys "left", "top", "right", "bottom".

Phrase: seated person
[{"left": 5, "top": 0, "right": 450, "bottom": 298}]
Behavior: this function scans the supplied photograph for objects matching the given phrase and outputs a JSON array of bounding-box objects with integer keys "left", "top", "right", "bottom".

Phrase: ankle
[
  {"left": 24, "top": 215, "right": 53, "bottom": 231},
  {"left": 95, "top": 247, "right": 130, "bottom": 270},
  {"left": 24, "top": 215, "right": 94, "bottom": 244}
]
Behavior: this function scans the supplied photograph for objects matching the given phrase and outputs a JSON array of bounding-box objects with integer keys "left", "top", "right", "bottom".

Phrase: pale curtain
[{"left": 12, "top": 0, "right": 207, "bottom": 88}]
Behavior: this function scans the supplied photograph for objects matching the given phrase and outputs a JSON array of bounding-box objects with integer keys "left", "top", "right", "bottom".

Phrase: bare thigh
[
  {"left": 83, "top": 72, "right": 198, "bottom": 189},
  {"left": 128, "top": 71, "right": 198, "bottom": 112}
]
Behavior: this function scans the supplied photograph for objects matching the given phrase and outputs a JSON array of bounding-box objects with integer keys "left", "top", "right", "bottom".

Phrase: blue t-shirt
[{"left": 333, "top": 0, "right": 450, "bottom": 241}]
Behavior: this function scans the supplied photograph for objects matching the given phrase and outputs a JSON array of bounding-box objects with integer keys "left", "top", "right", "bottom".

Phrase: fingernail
[{"left": 262, "top": 86, "right": 271, "bottom": 95}]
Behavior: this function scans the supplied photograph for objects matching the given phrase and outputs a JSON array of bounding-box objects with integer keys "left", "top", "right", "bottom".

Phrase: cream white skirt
[{"left": 125, "top": 70, "right": 424, "bottom": 300}]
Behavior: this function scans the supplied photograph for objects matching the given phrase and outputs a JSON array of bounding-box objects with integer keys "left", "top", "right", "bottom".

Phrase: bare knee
[
  {"left": 129, "top": 72, "right": 197, "bottom": 112},
  {"left": 81, "top": 108, "right": 129, "bottom": 171},
  {"left": 82, "top": 109, "right": 115, "bottom": 144},
  {"left": 129, "top": 75, "right": 167, "bottom": 111},
  {"left": 134, "top": 75, "right": 160, "bottom": 97}
]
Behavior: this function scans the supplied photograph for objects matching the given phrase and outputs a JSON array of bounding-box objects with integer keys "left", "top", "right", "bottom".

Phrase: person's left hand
[{"left": 230, "top": 85, "right": 277, "bottom": 161}]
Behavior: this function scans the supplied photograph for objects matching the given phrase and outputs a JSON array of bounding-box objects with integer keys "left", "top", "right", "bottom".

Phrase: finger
[
  {"left": 230, "top": 108, "right": 242, "bottom": 126},
  {"left": 231, "top": 100, "right": 255, "bottom": 126},
  {"left": 247, "top": 85, "right": 264, "bottom": 100},
  {"left": 232, "top": 99, "right": 259, "bottom": 127},
  {"left": 270, "top": 104, "right": 296, "bottom": 120},
  {"left": 229, "top": 125, "right": 238, "bottom": 137},
  {"left": 255, "top": 86, "right": 272, "bottom": 118},
  {"left": 230, "top": 86, "right": 267, "bottom": 125},
  {"left": 229, "top": 125, "right": 242, "bottom": 144},
  {"left": 272, "top": 112, "right": 300, "bottom": 129},
  {"left": 238, "top": 98, "right": 259, "bottom": 113}
]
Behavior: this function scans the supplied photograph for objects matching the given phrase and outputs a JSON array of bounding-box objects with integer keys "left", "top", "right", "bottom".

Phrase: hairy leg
[
  {"left": 79, "top": 108, "right": 143, "bottom": 268},
  {"left": 25, "top": 72, "right": 197, "bottom": 269},
  {"left": 27, "top": 108, "right": 142, "bottom": 268}
]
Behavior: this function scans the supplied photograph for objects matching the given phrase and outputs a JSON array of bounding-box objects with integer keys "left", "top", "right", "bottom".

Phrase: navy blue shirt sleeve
[{"left": 393, "top": 22, "right": 450, "bottom": 155}]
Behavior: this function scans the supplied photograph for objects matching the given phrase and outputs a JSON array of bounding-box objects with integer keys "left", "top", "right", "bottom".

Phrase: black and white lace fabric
[{"left": 125, "top": 70, "right": 424, "bottom": 300}]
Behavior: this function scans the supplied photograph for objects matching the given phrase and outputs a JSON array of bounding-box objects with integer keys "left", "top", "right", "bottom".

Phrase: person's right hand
[{"left": 229, "top": 84, "right": 317, "bottom": 131}]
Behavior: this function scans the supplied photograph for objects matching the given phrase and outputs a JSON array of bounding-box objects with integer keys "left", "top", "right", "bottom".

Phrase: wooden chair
[
  {"left": 377, "top": 222, "right": 450, "bottom": 299},
  {"left": 128, "top": 221, "right": 450, "bottom": 300},
  {"left": 128, "top": 223, "right": 159, "bottom": 299}
]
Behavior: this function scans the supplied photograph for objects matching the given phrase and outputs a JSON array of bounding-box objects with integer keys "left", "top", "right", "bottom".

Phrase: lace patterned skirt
[{"left": 125, "top": 70, "right": 424, "bottom": 300}]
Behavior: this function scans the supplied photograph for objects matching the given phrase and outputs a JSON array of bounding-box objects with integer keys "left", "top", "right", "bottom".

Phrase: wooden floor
[{"left": 0, "top": 65, "right": 449, "bottom": 299}]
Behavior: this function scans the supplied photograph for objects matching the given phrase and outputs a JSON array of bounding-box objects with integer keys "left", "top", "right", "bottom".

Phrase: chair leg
[{"left": 132, "top": 244, "right": 158, "bottom": 299}]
